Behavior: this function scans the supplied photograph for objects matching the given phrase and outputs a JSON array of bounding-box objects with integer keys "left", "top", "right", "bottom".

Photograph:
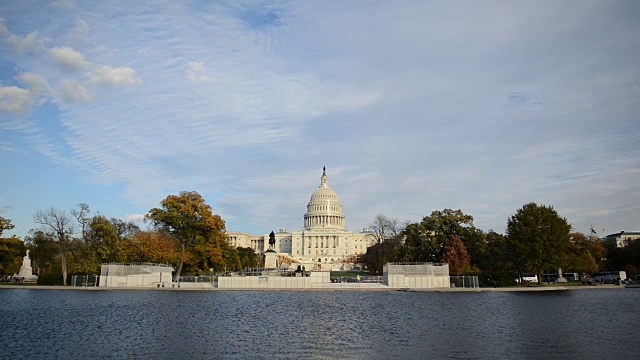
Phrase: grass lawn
[{"left": 330, "top": 271, "right": 374, "bottom": 279}]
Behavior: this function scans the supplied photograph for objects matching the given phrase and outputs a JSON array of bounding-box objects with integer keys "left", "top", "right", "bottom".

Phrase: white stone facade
[
  {"left": 227, "top": 168, "right": 375, "bottom": 271},
  {"left": 602, "top": 231, "right": 640, "bottom": 248},
  {"left": 99, "top": 264, "right": 174, "bottom": 287},
  {"left": 383, "top": 263, "right": 450, "bottom": 289}
]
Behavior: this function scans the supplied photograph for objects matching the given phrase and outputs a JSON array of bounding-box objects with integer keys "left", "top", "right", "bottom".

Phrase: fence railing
[
  {"left": 331, "top": 276, "right": 383, "bottom": 284},
  {"left": 71, "top": 275, "right": 218, "bottom": 287},
  {"left": 450, "top": 276, "right": 480, "bottom": 288},
  {"left": 71, "top": 275, "right": 100, "bottom": 287},
  {"left": 386, "top": 262, "right": 446, "bottom": 266}
]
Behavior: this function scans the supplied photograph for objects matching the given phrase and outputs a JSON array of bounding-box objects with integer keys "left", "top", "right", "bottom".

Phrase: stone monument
[
  {"left": 264, "top": 231, "right": 279, "bottom": 270},
  {"left": 16, "top": 250, "right": 38, "bottom": 282}
]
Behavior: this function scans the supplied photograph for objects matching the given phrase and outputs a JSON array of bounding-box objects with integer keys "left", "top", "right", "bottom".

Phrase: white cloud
[
  {"left": 59, "top": 79, "right": 89, "bottom": 103},
  {"left": 50, "top": 0, "right": 75, "bottom": 10},
  {"left": 0, "top": 20, "right": 9, "bottom": 37},
  {"left": 86, "top": 65, "right": 142, "bottom": 86},
  {"left": 186, "top": 62, "right": 214, "bottom": 84},
  {"left": 17, "top": 72, "right": 50, "bottom": 99},
  {"left": 0, "top": 73, "right": 50, "bottom": 117},
  {"left": 50, "top": 46, "right": 87, "bottom": 71},
  {"left": 2, "top": 1, "right": 639, "bottom": 238},
  {"left": 0, "top": 86, "right": 32, "bottom": 117},
  {"left": 123, "top": 214, "right": 146, "bottom": 223},
  {"left": 65, "top": 17, "right": 89, "bottom": 46},
  {"left": 5, "top": 31, "right": 47, "bottom": 54},
  {"left": 0, "top": 141, "right": 27, "bottom": 154}
]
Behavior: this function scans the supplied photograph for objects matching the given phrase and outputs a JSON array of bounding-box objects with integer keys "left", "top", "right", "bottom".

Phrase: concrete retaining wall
[
  {"left": 386, "top": 274, "right": 449, "bottom": 288},
  {"left": 218, "top": 272, "right": 330, "bottom": 289}
]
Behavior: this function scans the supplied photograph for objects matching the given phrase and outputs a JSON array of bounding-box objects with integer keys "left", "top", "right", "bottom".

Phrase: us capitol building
[{"left": 227, "top": 168, "right": 375, "bottom": 270}]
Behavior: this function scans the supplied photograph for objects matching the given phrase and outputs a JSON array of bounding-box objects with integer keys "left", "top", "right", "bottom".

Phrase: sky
[{"left": 1, "top": 0, "right": 639, "bottom": 240}]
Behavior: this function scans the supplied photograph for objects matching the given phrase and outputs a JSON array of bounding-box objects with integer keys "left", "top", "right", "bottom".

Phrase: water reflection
[{"left": 0, "top": 289, "right": 638, "bottom": 359}]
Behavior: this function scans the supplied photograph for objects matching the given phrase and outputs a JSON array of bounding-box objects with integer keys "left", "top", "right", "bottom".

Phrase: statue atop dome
[{"left": 320, "top": 166, "right": 329, "bottom": 188}]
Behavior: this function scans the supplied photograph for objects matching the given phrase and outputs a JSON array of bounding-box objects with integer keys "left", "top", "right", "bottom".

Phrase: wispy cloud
[
  {"left": 0, "top": 0, "right": 639, "bottom": 238},
  {"left": 186, "top": 62, "right": 214, "bottom": 84},
  {"left": 86, "top": 65, "right": 142, "bottom": 86}
]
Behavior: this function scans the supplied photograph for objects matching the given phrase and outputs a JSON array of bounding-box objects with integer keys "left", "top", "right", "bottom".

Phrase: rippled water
[{"left": 0, "top": 288, "right": 638, "bottom": 359}]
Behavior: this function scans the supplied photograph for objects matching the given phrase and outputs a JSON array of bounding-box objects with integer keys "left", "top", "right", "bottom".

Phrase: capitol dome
[{"left": 304, "top": 167, "right": 346, "bottom": 231}]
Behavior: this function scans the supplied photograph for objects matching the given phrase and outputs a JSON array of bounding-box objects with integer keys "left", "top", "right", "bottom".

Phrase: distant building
[
  {"left": 227, "top": 168, "right": 375, "bottom": 271},
  {"left": 602, "top": 231, "right": 640, "bottom": 248}
]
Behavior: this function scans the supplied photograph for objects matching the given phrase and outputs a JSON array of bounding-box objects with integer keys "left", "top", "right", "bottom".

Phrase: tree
[
  {"left": 363, "top": 238, "right": 402, "bottom": 275},
  {"left": 402, "top": 209, "right": 476, "bottom": 263},
  {"left": 441, "top": 234, "right": 471, "bottom": 275},
  {"left": 368, "top": 215, "right": 403, "bottom": 274},
  {"left": 604, "top": 237, "right": 640, "bottom": 278},
  {"left": 87, "top": 215, "right": 120, "bottom": 264},
  {"left": 458, "top": 226, "right": 486, "bottom": 270},
  {"left": 0, "top": 216, "right": 16, "bottom": 237},
  {"left": 71, "top": 203, "right": 91, "bottom": 245},
  {"left": 565, "top": 232, "right": 606, "bottom": 280},
  {"left": 0, "top": 236, "right": 25, "bottom": 275},
  {"left": 237, "top": 247, "right": 259, "bottom": 269},
  {"left": 70, "top": 203, "right": 94, "bottom": 273},
  {"left": 479, "top": 230, "right": 517, "bottom": 287},
  {"left": 33, "top": 208, "right": 76, "bottom": 285},
  {"left": 120, "top": 231, "right": 182, "bottom": 264},
  {"left": 185, "top": 233, "right": 241, "bottom": 274},
  {"left": 506, "top": 203, "right": 572, "bottom": 285},
  {"left": 0, "top": 216, "right": 24, "bottom": 275},
  {"left": 24, "top": 230, "right": 59, "bottom": 275},
  {"left": 146, "top": 191, "right": 226, "bottom": 281}
]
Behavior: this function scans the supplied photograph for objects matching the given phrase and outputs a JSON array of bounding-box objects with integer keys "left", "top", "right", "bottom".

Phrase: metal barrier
[
  {"left": 71, "top": 275, "right": 100, "bottom": 287},
  {"left": 449, "top": 276, "right": 480, "bottom": 288},
  {"left": 70, "top": 274, "right": 218, "bottom": 288},
  {"left": 384, "top": 262, "right": 449, "bottom": 276},
  {"left": 331, "top": 276, "right": 383, "bottom": 284},
  {"left": 177, "top": 275, "right": 216, "bottom": 283}
]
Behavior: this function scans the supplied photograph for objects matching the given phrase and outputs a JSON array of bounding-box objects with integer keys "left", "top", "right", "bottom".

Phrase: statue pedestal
[
  {"left": 264, "top": 251, "right": 278, "bottom": 270},
  {"left": 15, "top": 251, "right": 38, "bottom": 282}
]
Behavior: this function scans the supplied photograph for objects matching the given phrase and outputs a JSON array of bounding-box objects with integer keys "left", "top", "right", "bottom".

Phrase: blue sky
[{"left": 1, "top": 0, "right": 639, "bottom": 239}]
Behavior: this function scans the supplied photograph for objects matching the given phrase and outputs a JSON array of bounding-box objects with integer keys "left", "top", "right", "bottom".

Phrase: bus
[
  {"left": 592, "top": 271, "right": 627, "bottom": 283},
  {"left": 563, "top": 272, "right": 579, "bottom": 282}
]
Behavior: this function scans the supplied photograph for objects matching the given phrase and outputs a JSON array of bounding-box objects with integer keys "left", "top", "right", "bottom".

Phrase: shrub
[{"left": 37, "top": 272, "right": 64, "bottom": 286}]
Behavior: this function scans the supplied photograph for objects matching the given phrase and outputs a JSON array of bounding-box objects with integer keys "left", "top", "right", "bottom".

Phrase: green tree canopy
[
  {"left": 146, "top": 191, "right": 226, "bottom": 280},
  {"left": 24, "top": 230, "right": 59, "bottom": 275},
  {"left": 480, "top": 230, "right": 518, "bottom": 287},
  {"left": 402, "top": 209, "right": 476, "bottom": 263},
  {"left": 565, "top": 232, "right": 606, "bottom": 279},
  {"left": 0, "top": 216, "right": 15, "bottom": 237},
  {"left": 0, "top": 236, "right": 25, "bottom": 275},
  {"left": 506, "top": 202, "right": 572, "bottom": 284},
  {"left": 237, "top": 247, "right": 259, "bottom": 269}
]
